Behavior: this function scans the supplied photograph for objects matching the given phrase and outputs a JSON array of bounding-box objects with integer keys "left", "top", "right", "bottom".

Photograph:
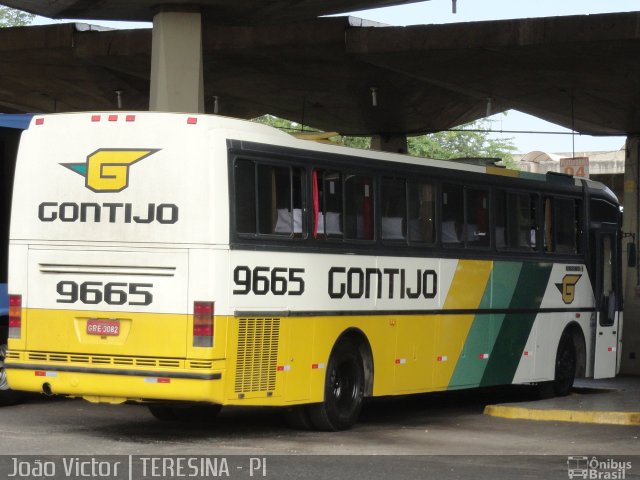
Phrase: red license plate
[{"left": 86, "top": 319, "right": 120, "bottom": 336}]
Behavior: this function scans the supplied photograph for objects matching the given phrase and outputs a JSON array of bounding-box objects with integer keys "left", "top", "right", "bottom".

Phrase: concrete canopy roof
[
  {"left": 0, "top": 11, "right": 639, "bottom": 136},
  {"left": 0, "top": 0, "right": 424, "bottom": 23}
]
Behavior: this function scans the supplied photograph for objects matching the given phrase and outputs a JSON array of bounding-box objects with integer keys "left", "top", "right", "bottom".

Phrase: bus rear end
[{"left": 6, "top": 112, "right": 230, "bottom": 405}]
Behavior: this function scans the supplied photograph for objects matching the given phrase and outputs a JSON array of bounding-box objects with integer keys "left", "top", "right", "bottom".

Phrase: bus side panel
[{"left": 523, "top": 263, "right": 595, "bottom": 383}]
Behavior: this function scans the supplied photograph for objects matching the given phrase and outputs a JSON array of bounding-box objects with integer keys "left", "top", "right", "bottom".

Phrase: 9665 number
[
  {"left": 56, "top": 281, "right": 153, "bottom": 306},
  {"left": 233, "top": 266, "right": 305, "bottom": 296}
]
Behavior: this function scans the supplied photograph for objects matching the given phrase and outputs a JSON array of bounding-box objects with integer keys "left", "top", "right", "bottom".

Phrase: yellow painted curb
[{"left": 484, "top": 405, "right": 640, "bottom": 426}]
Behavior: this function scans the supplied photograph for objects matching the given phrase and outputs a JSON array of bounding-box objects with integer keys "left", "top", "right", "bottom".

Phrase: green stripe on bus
[
  {"left": 449, "top": 262, "right": 522, "bottom": 388},
  {"left": 479, "top": 262, "right": 553, "bottom": 387}
]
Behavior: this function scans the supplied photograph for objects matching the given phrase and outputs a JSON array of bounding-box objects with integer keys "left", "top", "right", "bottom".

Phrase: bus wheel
[
  {"left": 553, "top": 332, "right": 577, "bottom": 397},
  {"left": 0, "top": 343, "right": 20, "bottom": 406},
  {"left": 148, "top": 404, "right": 222, "bottom": 422},
  {"left": 309, "top": 338, "right": 364, "bottom": 431}
]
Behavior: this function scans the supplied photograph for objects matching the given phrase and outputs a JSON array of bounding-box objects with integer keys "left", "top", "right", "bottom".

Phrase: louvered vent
[
  {"left": 235, "top": 317, "right": 280, "bottom": 393},
  {"left": 25, "top": 352, "right": 181, "bottom": 368}
]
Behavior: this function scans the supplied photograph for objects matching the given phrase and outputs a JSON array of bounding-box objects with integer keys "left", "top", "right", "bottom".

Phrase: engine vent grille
[{"left": 235, "top": 317, "right": 280, "bottom": 393}]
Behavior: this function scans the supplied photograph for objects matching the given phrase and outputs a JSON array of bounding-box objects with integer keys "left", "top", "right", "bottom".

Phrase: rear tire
[
  {"left": 0, "top": 343, "right": 21, "bottom": 406},
  {"left": 308, "top": 338, "right": 364, "bottom": 431}
]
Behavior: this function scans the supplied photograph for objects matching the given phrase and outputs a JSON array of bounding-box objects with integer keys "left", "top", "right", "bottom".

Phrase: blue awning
[{"left": 0, "top": 114, "right": 34, "bottom": 130}]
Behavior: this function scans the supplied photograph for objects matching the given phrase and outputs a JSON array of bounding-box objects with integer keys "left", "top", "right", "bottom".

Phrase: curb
[{"left": 483, "top": 405, "right": 640, "bottom": 426}]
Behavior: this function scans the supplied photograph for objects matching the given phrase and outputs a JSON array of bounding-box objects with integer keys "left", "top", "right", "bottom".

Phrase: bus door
[{"left": 593, "top": 230, "right": 620, "bottom": 378}]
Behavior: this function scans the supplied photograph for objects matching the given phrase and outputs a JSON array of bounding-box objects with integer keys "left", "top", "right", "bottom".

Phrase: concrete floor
[{"left": 0, "top": 378, "right": 638, "bottom": 479}]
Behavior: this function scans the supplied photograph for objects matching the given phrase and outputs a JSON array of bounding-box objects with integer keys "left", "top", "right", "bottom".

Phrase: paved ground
[{"left": 0, "top": 379, "right": 638, "bottom": 479}]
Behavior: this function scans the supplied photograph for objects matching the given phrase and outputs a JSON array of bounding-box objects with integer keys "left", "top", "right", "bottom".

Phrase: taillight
[
  {"left": 8, "top": 295, "right": 22, "bottom": 338},
  {"left": 193, "top": 301, "right": 214, "bottom": 347}
]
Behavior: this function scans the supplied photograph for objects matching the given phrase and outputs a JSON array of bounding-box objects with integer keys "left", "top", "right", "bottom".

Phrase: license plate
[{"left": 86, "top": 319, "right": 120, "bottom": 336}]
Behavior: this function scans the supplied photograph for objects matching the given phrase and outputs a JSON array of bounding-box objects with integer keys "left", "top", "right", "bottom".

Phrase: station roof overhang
[
  {"left": 0, "top": 0, "right": 424, "bottom": 23},
  {"left": 0, "top": 11, "right": 639, "bottom": 136}
]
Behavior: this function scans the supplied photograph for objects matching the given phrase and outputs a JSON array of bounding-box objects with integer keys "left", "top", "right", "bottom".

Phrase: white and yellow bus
[{"left": 5, "top": 112, "right": 623, "bottom": 430}]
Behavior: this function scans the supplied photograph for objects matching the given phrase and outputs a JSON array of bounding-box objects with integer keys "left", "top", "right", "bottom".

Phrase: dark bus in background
[{"left": 0, "top": 114, "right": 32, "bottom": 404}]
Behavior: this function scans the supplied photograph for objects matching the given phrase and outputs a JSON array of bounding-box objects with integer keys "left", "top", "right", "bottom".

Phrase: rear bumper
[{"left": 6, "top": 359, "right": 225, "bottom": 403}]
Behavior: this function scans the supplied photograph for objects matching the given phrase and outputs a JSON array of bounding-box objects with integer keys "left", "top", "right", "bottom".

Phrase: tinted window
[
  {"left": 442, "top": 184, "right": 463, "bottom": 246},
  {"left": 381, "top": 177, "right": 406, "bottom": 241},
  {"left": 496, "top": 191, "right": 537, "bottom": 250},
  {"left": 408, "top": 181, "right": 436, "bottom": 244},
  {"left": 313, "top": 170, "right": 343, "bottom": 238},
  {"left": 345, "top": 174, "right": 374, "bottom": 240},
  {"left": 466, "top": 188, "right": 490, "bottom": 247},
  {"left": 235, "top": 160, "right": 304, "bottom": 237}
]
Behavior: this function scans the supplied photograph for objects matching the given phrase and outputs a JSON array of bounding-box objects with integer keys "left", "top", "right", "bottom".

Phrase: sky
[{"left": 33, "top": 0, "right": 640, "bottom": 154}]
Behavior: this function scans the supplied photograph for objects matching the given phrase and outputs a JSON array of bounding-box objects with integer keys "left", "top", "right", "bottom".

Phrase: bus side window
[
  {"left": 408, "top": 180, "right": 436, "bottom": 245},
  {"left": 496, "top": 190, "right": 537, "bottom": 251},
  {"left": 555, "top": 198, "right": 580, "bottom": 254},
  {"left": 441, "top": 184, "right": 463, "bottom": 246},
  {"left": 381, "top": 177, "right": 407, "bottom": 242},
  {"left": 234, "top": 159, "right": 257, "bottom": 234},
  {"left": 345, "top": 174, "right": 374, "bottom": 241},
  {"left": 466, "top": 188, "right": 490, "bottom": 248},
  {"left": 523, "top": 193, "right": 538, "bottom": 250},
  {"left": 545, "top": 196, "right": 580, "bottom": 254},
  {"left": 495, "top": 190, "right": 507, "bottom": 248},
  {"left": 544, "top": 196, "right": 554, "bottom": 252},
  {"left": 313, "top": 170, "right": 343, "bottom": 239},
  {"left": 259, "top": 164, "right": 304, "bottom": 237},
  {"left": 235, "top": 160, "right": 304, "bottom": 238}
]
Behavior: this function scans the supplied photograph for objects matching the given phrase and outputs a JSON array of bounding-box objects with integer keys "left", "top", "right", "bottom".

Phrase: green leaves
[
  {"left": 408, "top": 119, "right": 517, "bottom": 163},
  {"left": 253, "top": 115, "right": 517, "bottom": 166},
  {"left": 0, "top": 7, "right": 35, "bottom": 27}
]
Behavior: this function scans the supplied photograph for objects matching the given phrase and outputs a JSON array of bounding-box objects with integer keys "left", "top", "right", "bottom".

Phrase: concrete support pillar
[
  {"left": 149, "top": 10, "right": 204, "bottom": 113},
  {"left": 371, "top": 134, "right": 408, "bottom": 154},
  {"left": 621, "top": 136, "right": 640, "bottom": 375}
]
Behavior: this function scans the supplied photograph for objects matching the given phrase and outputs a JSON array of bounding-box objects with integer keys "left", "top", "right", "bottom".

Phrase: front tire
[
  {"left": 308, "top": 339, "right": 364, "bottom": 431},
  {"left": 552, "top": 332, "right": 576, "bottom": 397}
]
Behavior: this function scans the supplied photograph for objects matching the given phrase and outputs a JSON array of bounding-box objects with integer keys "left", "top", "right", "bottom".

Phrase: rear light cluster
[
  {"left": 193, "top": 301, "right": 214, "bottom": 347},
  {"left": 8, "top": 295, "right": 22, "bottom": 339}
]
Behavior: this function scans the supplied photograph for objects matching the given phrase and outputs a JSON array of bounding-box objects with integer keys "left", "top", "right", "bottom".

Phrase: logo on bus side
[
  {"left": 555, "top": 274, "right": 582, "bottom": 304},
  {"left": 62, "top": 149, "right": 159, "bottom": 192}
]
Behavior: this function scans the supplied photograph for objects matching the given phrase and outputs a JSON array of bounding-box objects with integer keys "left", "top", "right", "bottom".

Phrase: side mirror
[{"left": 628, "top": 242, "right": 637, "bottom": 268}]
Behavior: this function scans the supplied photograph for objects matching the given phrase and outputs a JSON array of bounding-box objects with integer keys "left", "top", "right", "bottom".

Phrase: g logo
[
  {"left": 555, "top": 274, "right": 582, "bottom": 304},
  {"left": 62, "top": 149, "right": 159, "bottom": 192}
]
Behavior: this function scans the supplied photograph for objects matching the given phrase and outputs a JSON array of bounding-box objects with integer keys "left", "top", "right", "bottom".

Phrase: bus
[
  {"left": 0, "top": 114, "right": 32, "bottom": 406},
  {"left": 5, "top": 112, "right": 623, "bottom": 430}
]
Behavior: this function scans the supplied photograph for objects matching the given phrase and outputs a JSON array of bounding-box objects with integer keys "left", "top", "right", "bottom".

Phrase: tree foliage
[
  {"left": 408, "top": 119, "right": 517, "bottom": 162},
  {"left": 0, "top": 7, "right": 35, "bottom": 27},
  {"left": 253, "top": 115, "right": 518, "bottom": 168}
]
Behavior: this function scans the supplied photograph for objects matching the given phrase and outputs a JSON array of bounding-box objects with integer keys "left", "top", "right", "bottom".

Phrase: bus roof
[{"left": 27, "top": 111, "right": 618, "bottom": 204}]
